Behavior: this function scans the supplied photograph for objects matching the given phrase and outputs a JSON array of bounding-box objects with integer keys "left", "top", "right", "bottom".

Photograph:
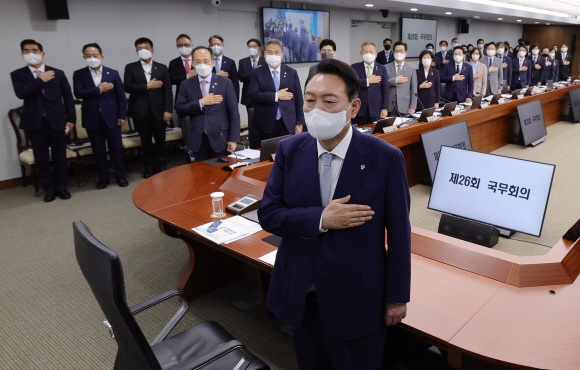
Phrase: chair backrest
[
  {"left": 7, "top": 107, "right": 29, "bottom": 153},
  {"left": 73, "top": 100, "right": 90, "bottom": 141},
  {"left": 73, "top": 221, "right": 162, "bottom": 370}
]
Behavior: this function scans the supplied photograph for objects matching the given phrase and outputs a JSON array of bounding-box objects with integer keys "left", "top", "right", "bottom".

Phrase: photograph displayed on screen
[
  {"left": 516, "top": 99, "right": 547, "bottom": 146},
  {"left": 262, "top": 8, "right": 330, "bottom": 64},
  {"left": 428, "top": 146, "right": 555, "bottom": 237},
  {"left": 401, "top": 18, "right": 438, "bottom": 58}
]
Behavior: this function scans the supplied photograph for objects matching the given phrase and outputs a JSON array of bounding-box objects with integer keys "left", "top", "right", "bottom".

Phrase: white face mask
[
  {"left": 305, "top": 102, "right": 352, "bottom": 141},
  {"left": 195, "top": 63, "right": 212, "bottom": 77},
  {"left": 85, "top": 57, "right": 101, "bottom": 68},
  {"left": 138, "top": 49, "right": 152, "bottom": 60},
  {"left": 471, "top": 54, "right": 480, "bottom": 61},
  {"left": 452, "top": 43, "right": 459, "bottom": 48},
  {"left": 454, "top": 55, "right": 464, "bottom": 63},
  {"left": 486, "top": 49, "right": 496, "bottom": 57},
  {"left": 549, "top": 53, "right": 555, "bottom": 59},
  {"left": 248, "top": 47, "right": 259, "bottom": 56},
  {"left": 362, "top": 53, "right": 376, "bottom": 63},
  {"left": 518, "top": 51, "right": 526, "bottom": 58},
  {"left": 394, "top": 53, "right": 405, "bottom": 61},
  {"left": 427, "top": 49, "right": 434, "bottom": 53},
  {"left": 531, "top": 49, "right": 539, "bottom": 56},
  {"left": 265, "top": 55, "right": 282, "bottom": 68},
  {"left": 210, "top": 45, "right": 223, "bottom": 55},
  {"left": 178, "top": 46, "right": 192, "bottom": 56},
  {"left": 422, "top": 58, "right": 432, "bottom": 67},
  {"left": 561, "top": 47, "right": 568, "bottom": 53},
  {"left": 478, "top": 44, "right": 484, "bottom": 49},
  {"left": 23, "top": 53, "right": 42, "bottom": 65},
  {"left": 497, "top": 48, "right": 504, "bottom": 55},
  {"left": 440, "top": 46, "right": 447, "bottom": 52}
]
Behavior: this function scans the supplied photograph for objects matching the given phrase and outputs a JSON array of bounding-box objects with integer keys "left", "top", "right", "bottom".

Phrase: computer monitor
[
  {"left": 417, "top": 107, "right": 436, "bottom": 122},
  {"left": 490, "top": 93, "right": 502, "bottom": 105},
  {"left": 516, "top": 100, "right": 547, "bottom": 146},
  {"left": 259, "top": 134, "right": 292, "bottom": 162},
  {"left": 470, "top": 95, "right": 483, "bottom": 109},
  {"left": 372, "top": 117, "right": 397, "bottom": 134},
  {"left": 441, "top": 101, "right": 457, "bottom": 116}
]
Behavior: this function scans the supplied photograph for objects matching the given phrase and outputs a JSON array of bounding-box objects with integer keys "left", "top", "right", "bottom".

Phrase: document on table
[
  {"left": 393, "top": 117, "right": 414, "bottom": 127},
  {"left": 228, "top": 149, "right": 261, "bottom": 160},
  {"left": 258, "top": 250, "right": 277, "bottom": 266},
  {"left": 192, "top": 216, "right": 262, "bottom": 244}
]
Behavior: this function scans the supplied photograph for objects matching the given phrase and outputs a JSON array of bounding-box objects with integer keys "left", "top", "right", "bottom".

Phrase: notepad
[{"left": 258, "top": 250, "right": 277, "bottom": 266}]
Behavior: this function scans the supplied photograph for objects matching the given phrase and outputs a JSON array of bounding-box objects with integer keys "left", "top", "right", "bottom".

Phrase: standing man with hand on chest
[
  {"left": 386, "top": 41, "right": 417, "bottom": 116},
  {"left": 124, "top": 37, "right": 172, "bottom": 178},
  {"left": 11, "top": 39, "right": 76, "bottom": 202},
  {"left": 73, "top": 43, "right": 128, "bottom": 189},
  {"left": 480, "top": 42, "right": 503, "bottom": 95},
  {"left": 376, "top": 38, "right": 394, "bottom": 65},
  {"left": 258, "top": 58, "right": 411, "bottom": 370},
  {"left": 511, "top": 45, "right": 532, "bottom": 90},
  {"left": 441, "top": 46, "right": 474, "bottom": 103},
  {"left": 556, "top": 43, "right": 573, "bottom": 81},
  {"left": 168, "top": 34, "right": 195, "bottom": 100},
  {"left": 209, "top": 35, "right": 240, "bottom": 102}
]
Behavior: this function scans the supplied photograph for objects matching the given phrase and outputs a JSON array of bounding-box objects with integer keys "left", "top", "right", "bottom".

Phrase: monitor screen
[
  {"left": 420, "top": 121, "right": 472, "bottom": 181},
  {"left": 569, "top": 89, "right": 580, "bottom": 121},
  {"left": 260, "top": 134, "right": 292, "bottom": 162},
  {"left": 400, "top": 18, "right": 437, "bottom": 58},
  {"left": 428, "top": 146, "right": 555, "bottom": 236},
  {"left": 516, "top": 100, "right": 547, "bottom": 146},
  {"left": 262, "top": 8, "right": 330, "bottom": 64}
]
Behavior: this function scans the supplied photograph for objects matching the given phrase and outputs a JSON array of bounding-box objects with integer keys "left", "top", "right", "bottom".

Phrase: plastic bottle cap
[{"left": 210, "top": 192, "right": 224, "bottom": 198}]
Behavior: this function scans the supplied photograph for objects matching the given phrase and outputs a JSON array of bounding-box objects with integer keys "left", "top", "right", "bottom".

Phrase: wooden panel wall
[{"left": 523, "top": 25, "right": 580, "bottom": 78}]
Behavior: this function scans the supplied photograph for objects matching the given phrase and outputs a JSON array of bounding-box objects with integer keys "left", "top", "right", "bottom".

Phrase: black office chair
[{"left": 73, "top": 221, "right": 269, "bottom": 370}]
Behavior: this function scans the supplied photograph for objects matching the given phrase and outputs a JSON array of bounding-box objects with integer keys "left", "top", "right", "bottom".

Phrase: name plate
[
  {"left": 517, "top": 94, "right": 524, "bottom": 100},
  {"left": 383, "top": 126, "right": 397, "bottom": 133},
  {"left": 480, "top": 102, "right": 490, "bottom": 108},
  {"left": 451, "top": 110, "right": 461, "bottom": 116},
  {"left": 427, "top": 116, "right": 441, "bottom": 123}
]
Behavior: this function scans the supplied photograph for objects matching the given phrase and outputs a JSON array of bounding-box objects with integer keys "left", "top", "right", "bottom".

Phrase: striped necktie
[
  {"left": 273, "top": 70, "right": 281, "bottom": 120},
  {"left": 320, "top": 152, "right": 334, "bottom": 207}
]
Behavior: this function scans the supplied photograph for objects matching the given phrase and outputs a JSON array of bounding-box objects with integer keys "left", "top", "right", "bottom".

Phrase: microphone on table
[
  {"left": 218, "top": 132, "right": 238, "bottom": 163},
  {"left": 178, "top": 146, "right": 195, "bottom": 164}
]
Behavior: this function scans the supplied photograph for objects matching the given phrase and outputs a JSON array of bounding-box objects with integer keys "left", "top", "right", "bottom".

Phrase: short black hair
[
  {"left": 312, "top": 59, "right": 360, "bottom": 102},
  {"left": 135, "top": 37, "right": 153, "bottom": 48},
  {"left": 247, "top": 38, "right": 262, "bottom": 47},
  {"left": 530, "top": 43, "right": 540, "bottom": 50},
  {"left": 82, "top": 43, "right": 102, "bottom": 55},
  {"left": 383, "top": 38, "right": 392, "bottom": 44},
  {"left": 439, "top": 40, "right": 448, "bottom": 46},
  {"left": 419, "top": 49, "right": 434, "bottom": 60},
  {"left": 453, "top": 46, "right": 464, "bottom": 54},
  {"left": 20, "top": 39, "right": 42, "bottom": 52},
  {"left": 191, "top": 46, "right": 213, "bottom": 58},
  {"left": 176, "top": 34, "right": 191, "bottom": 42},
  {"left": 209, "top": 35, "right": 224, "bottom": 43},
  {"left": 451, "top": 38, "right": 459, "bottom": 42},
  {"left": 562, "top": 42, "right": 569, "bottom": 47},
  {"left": 477, "top": 39, "right": 484, "bottom": 44},
  {"left": 504, "top": 41, "right": 510, "bottom": 47},
  {"left": 319, "top": 39, "right": 336, "bottom": 51},
  {"left": 426, "top": 43, "right": 434, "bottom": 49},
  {"left": 470, "top": 47, "right": 482, "bottom": 58},
  {"left": 393, "top": 41, "right": 407, "bottom": 52}
]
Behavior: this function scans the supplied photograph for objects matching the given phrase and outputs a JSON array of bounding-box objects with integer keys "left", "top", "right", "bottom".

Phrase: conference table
[{"left": 133, "top": 84, "right": 580, "bottom": 369}]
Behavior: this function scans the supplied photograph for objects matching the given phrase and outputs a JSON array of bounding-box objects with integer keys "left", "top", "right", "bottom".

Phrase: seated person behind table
[
  {"left": 468, "top": 48, "right": 487, "bottom": 97},
  {"left": 440, "top": 46, "right": 474, "bottom": 103},
  {"left": 416, "top": 49, "right": 440, "bottom": 109}
]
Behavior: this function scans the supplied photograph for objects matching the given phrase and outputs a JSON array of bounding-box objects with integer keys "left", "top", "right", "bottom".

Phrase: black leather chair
[{"left": 73, "top": 221, "right": 270, "bottom": 370}]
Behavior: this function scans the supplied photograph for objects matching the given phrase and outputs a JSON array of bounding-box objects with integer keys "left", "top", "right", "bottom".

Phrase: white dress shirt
[
  {"left": 452, "top": 62, "right": 463, "bottom": 80},
  {"left": 89, "top": 65, "right": 103, "bottom": 87},
  {"left": 198, "top": 74, "right": 212, "bottom": 109},
  {"left": 141, "top": 60, "right": 152, "bottom": 83},
  {"left": 29, "top": 64, "right": 45, "bottom": 78}
]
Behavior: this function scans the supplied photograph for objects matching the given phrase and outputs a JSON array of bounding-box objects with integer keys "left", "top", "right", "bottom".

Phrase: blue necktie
[
  {"left": 215, "top": 57, "right": 220, "bottom": 72},
  {"left": 252, "top": 59, "right": 256, "bottom": 69},
  {"left": 273, "top": 70, "right": 281, "bottom": 120},
  {"left": 320, "top": 152, "right": 334, "bottom": 207}
]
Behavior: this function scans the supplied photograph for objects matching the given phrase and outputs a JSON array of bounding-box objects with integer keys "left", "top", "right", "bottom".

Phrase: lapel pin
[
  {"left": 107, "top": 72, "right": 109, "bottom": 74},
  {"left": 361, "top": 165, "right": 366, "bottom": 170}
]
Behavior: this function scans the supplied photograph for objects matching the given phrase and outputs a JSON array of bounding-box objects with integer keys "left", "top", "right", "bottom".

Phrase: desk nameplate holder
[{"left": 226, "top": 194, "right": 262, "bottom": 215}]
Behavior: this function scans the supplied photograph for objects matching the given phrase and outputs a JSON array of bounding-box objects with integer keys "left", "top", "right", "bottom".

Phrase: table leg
[{"left": 448, "top": 346, "right": 463, "bottom": 369}]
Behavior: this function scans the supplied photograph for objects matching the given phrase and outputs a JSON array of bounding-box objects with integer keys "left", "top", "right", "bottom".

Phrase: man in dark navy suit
[
  {"left": 258, "top": 59, "right": 411, "bottom": 369},
  {"left": 376, "top": 38, "right": 395, "bottom": 65},
  {"left": 238, "top": 38, "right": 266, "bottom": 149},
  {"left": 249, "top": 39, "right": 305, "bottom": 141},
  {"left": 441, "top": 46, "right": 474, "bottom": 103},
  {"left": 73, "top": 43, "right": 128, "bottom": 189},
  {"left": 556, "top": 42, "right": 573, "bottom": 80},
  {"left": 11, "top": 39, "right": 76, "bottom": 202},
  {"left": 175, "top": 46, "right": 240, "bottom": 161},
  {"left": 511, "top": 45, "right": 532, "bottom": 90},
  {"left": 351, "top": 41, "right": 389, "bottom": 125},
  {"left": 168, "top": 34, "right": 195, "bottom": 101},
  {"left": 209, "top": 35, "right": 240, "bottom": 102},
  {"left": 435, "top": 40, "right": 452, "bottom": 72}
]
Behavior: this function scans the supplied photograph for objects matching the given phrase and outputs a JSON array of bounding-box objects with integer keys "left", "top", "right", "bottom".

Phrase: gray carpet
[{"left": 1, "top": 121, "right": 579, "bottom": 369}]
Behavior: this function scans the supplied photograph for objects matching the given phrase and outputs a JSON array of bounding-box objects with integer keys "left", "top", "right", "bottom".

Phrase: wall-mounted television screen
[{"left": 262, "top": 8, "right": 330, "bottom": 64}]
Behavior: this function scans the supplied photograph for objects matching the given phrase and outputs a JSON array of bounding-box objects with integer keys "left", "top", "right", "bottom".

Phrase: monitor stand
[
  {"left": 497, "top": 227, "right": 515, "bottom": 238},
  {"left": 528, "top": 137, "right": 546, "bottom": 147}
]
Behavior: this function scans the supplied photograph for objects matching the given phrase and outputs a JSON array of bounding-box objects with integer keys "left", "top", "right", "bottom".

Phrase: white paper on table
[
  {"left": 228, "top": 149, "right": 261, "bottom": 160},
  {"left": 192, "top": 215, "right": 262, "bottom": 244},
  {"left": 393, "top": 117, "right": 413, "bottom": 127},
  {"left": 258, "top": 250, "right": 278, "bottom": 266},
  {"left": 501, "top": 94, "right": 513, "bottom": 99}
]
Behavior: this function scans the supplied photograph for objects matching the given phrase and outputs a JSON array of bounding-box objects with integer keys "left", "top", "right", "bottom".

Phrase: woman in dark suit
[{"left": 416, "top": 49, "right": 440, "bottom": 110}]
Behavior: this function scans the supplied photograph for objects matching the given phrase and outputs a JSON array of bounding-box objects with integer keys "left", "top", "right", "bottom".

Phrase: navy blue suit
[
  {"left": 500, "top": 54, "right": 513, "bottom": 87},
  {"left": 249, "top": 64, "right": 305, "bottom": 140},
  {"left": 212, "top": 55, "right": 239, "bottom": 102},
  {"left": 542, "top": 57, "right": 559, "bottom": 84},
  {"left": 511, "top": 58, "right": 532, "bottom": 89},
  {"left": 556, "top": 52, "right": 573, "bottom": 81},
  {"left": 300, "top": 33, "right": 310, "bottom": 62},
  {"left": 351, "top": 62, "right": 390, "bottom": 125},
  {"left": 73, "top": 66, "right": 127, "bottom": 181},
  {"left": 376, "top": 50, "right": 395, "bottom": 65},
  {"left": 307, "top": 42, "right": 318, "bottom": 62},
  {"left": 441, "top": 62, "right": 474, "bottom": 103},
  {"left": 416, "top": 67, "right": 441, "bottom": 109},
  {"left": 527, "top": 55, "right": 545, "bottom": 86},
  {"left": 175, "top": 74, "right": 240, "bottom": 160},
  {"left": 435, "top": 50, "right": 452, "bottom": 71},
  {"left": 258, "top": 128, "right": 411, "bottom": 367},
  {"left": 11, "top": 65, "right": 76, "bottom": 192}
]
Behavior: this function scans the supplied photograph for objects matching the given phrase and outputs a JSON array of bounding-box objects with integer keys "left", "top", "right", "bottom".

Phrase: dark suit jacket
[
  {"left": 123, "top": 60, "right": 172, "bottom": 121},
  {"left": 249, "top": 64, "right": 305, "bottom": 134},
  {"left": 440, "top": 62, "right": 474, "bottom": 103},
  {"left": 285, "top": 28, "right": 295, "bottom": 49},
  {"left": 542, "top": 57, "right": 559, "bottom": 83},
  {"left": 212, "top": 55, "right": 240, "bottom": 102},
  {"left": 307, "top": 42, "right": 318, "bottom": 62},
  {"left": 292, "top": 34, "right": 301, "bottom": 56},
  {"left": 73, "top": 66, "right": 127, "bottom": 130},
  {"left": 511, "top": 58, "right": 532, "bottom": 87},
  {"left": 376, "top": 50, "right": 395, "bottom": 65},
  {"left": 500, "top": 55, "right": 513, "bottom": 86},
  {"left": 300, "top": 34, "right": 310, "bottom": 59},
  {"left": 435, "top": 51, "right": 452, "bottom": 71},
  {"left": 238, "top": 56, "right": 266, "bottom": 106},
  {"left": 351, "top": 61, "right": 390, "bottom": 122},
  {"left": 175, "top": 74, "right": 240, "bottom": 153},
  {"left": 168, "top": 56, "right": 191, "bottom": 102},
  {"left": 11, "top": 65, "right": 76, "bottom": 131},
  {"left": 258, "top": 128, "right": 411, "bottom": 340},
  {"left": 527, "top": 55, "right": 546, "bottom": 85},
  {"left": 556, "top": 52, "right": 573, "bottom": 80},
  {"left": 416, "top": 67, "right": 440, "bottom": 109}
]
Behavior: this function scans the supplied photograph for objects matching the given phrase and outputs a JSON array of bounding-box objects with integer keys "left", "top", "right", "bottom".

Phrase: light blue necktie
[
  {"left": 272, "top": 69, "right": 281, "bottom": 120},
  {"left": 320, "top": 152, "right": 334, "bottom": 207},
  {"left": 252, "top": 59, "right": 257, "bottom": 69},
  {"left": 215, "top": 57, "right": 220, "bottom": 72}
]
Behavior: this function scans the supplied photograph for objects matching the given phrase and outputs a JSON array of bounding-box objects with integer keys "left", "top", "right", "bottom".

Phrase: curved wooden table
[{"left": 133, "top": 86, "right": 580, "bottom": 369}]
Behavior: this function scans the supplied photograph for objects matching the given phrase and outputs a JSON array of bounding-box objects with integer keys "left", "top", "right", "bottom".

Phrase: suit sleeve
[
  {"left": 114, "top": 72, "right": 127, "bottom": 120},
  {"left": 123, "top": 65, "right": 147, "bottom": 94},
  {"left": 481, "top": 66, "right": 488, "bottom": 95},
  {"left": 466, "top": 67, "right": 474, "bottom": 99},
  {"left": 249, "top": 70, "right": 276, "bottom": 104},
  {"left": 410, "top": 70, "right": 417, "bottom": 109},
  {"left": 162, "top": 67, "right": 173, "bottom": 112},
  {"left": 440, "top": 64, "right": 453, "bottom": 83},
  {"left": 225, "top": 79, "right": 240, "bottom": 142},
  {"left": 169, "top": 60, "right": 186, "bottom": 86},
  {"left": 381, "top": 67, "right": 390, "bottom": 110},
  {"left": 384, "top": 149, "right": 411, "bottom": 303},
  {"left": 73, "top": 71, "right": 100, "bottom": 99},
  {"left": 175, "top": 82, "right": 202, "bottom": 117},
  {"left": 258, "top": 141, "right": 324, "bottom": 242},
  {"left": 238, "top": 60, "right": 251, "bottom": 83},
  {"left": 59, "top": 72, "right": 76, "bottom": 124},
  {"left": 294, "top": 71, "right": 305, "bottom": 126},
  {"left": 11, "top": 70, "right": 45, "bottom": 99},
  {"left": 229, "top": 60, "right": 240, "bottom": 102},
  {"left": 505, "top": 59, "right": 512, "bottom": 86},
  {"left": 434, "top": 70, "right": 441, "bottom": 104},
  {"left": 498, "top": 60, "right": 503, "bottom": 89}
]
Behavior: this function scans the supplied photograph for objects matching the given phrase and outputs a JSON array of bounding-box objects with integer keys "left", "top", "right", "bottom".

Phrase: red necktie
[{"left": 184, "top": 59, "right": 190, "bottom": 73}]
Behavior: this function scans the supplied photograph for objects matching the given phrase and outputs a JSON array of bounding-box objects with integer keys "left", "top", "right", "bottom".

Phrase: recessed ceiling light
[
  {"left": 445, "top": 12, "right": 452, "bottom": 15},
  {"left": 535, "top": 21, "right": 539, "bottom": 23},
  {"left": 517, "top": 19, "right": 522, "bottom": 22},
  {"left": 498, "top": 17, "right": 503, "bottom": 20},
  {"left": 546, "top": 23, "right": 551, "bottom": 25},
  {"left": 365, "top": 3, "right": 374, "bottom": 7},
  {"left": 410, "top": 8, "right": 418, "bottom": 11},
  {"left": 473, "top": 15, "right": 480, "bottom": 18}
]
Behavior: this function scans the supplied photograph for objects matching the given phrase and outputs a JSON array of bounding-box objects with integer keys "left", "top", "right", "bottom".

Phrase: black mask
[
  {"left": 542, "top": 53, "right": 549, "bottom": 58},
  {"left": 384, "top": 44, "right": 391, "bottom": 51}
]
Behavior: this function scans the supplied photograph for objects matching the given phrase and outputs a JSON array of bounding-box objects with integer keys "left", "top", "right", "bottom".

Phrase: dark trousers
[
  {"left": 246, "top": 107, "right": 260, "bottom": 149},
  {"left": 293, "top": 292, "right": 385, "bottom": 370},
  {"left": 352, "top": 106, "right": 373, "bottom": 125},
  {"left": 259, "top": 118, "right": 291, "bottom": 142},
  {"left": 27, "top": 118, "right": 68, "bottom": 192},
  {"left": 133, "top": 106, "right": 167, "bottom": 171},
  {"left": 512, "top": 80, "right": 524, "bottom": 90},
  {"left": 86, "top": 115, "right": 126, "bottom": 181},
  {"left": 192, "top": 132, "right": 229, "bottom": 161}
]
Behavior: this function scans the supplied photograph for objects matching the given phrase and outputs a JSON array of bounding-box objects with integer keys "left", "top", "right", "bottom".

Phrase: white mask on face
[
  {"left": 305, "top": 102, "right": 353, "bottom": 141},
  {"left": 452, "top": 43, "right": 459, "bottom": 48},
  {"left": 265, "top": 55, "right": 282, "bottom": 68},
  {"left": 497, "top": 48, "right": 504, "bottom": 55},
  {"left": 532, "top": 49, "right": 539, "bottom": 56},
  {"left": 195, "top": 63, "right": 212, "bottom": 77},
  {"left": 210, "top": 45, "right": 223, "bottom": 55},
  {"left": 440, "top": 46, "right": 447, "bottom": 52},
  {"left": 471, "top": 54, "right": 480, "bottom": 61},
  {"left": 478, "top": 44, "right": 484, "bottom": 49},
  {"left": 85, "top": 57, "right": 101, "bottom": 68},
  {"left": 178, "top": 46, "right": 192, "bottom": 56},
  {"left": 23, "top": 53, "right": 42, "bottom": 65},
  {"left": 549, "top": 53, "right": 555, "bottom": 59},
  {"left": 486, "top": 49, "right": 496, "bottom": 57},
  {"left": 362, "top": 53, "right": 376, "bottom": 63},
  {"left": 422, "top": 58, "right": 432, "bottom": 67},
  {"left": 561, "top": 47, "right": 568, "bottom": 53},
  {"left": 518, "top": 51, "right": 526, "bottom": 58},
  {"left": 454, "top": 55, "right": 464, "bottom": 63},
  {"left": 138, "top": 49, "right": 152, "bottom": 60},
  {"left": 394, "top": 53, "right": 405, "bottom": 61},
  {"left": 248, "top": 47, "right": 259, "bottom": 56},
  {"left": 427, "top": 48, "right": 434, "bottom": 52}
]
